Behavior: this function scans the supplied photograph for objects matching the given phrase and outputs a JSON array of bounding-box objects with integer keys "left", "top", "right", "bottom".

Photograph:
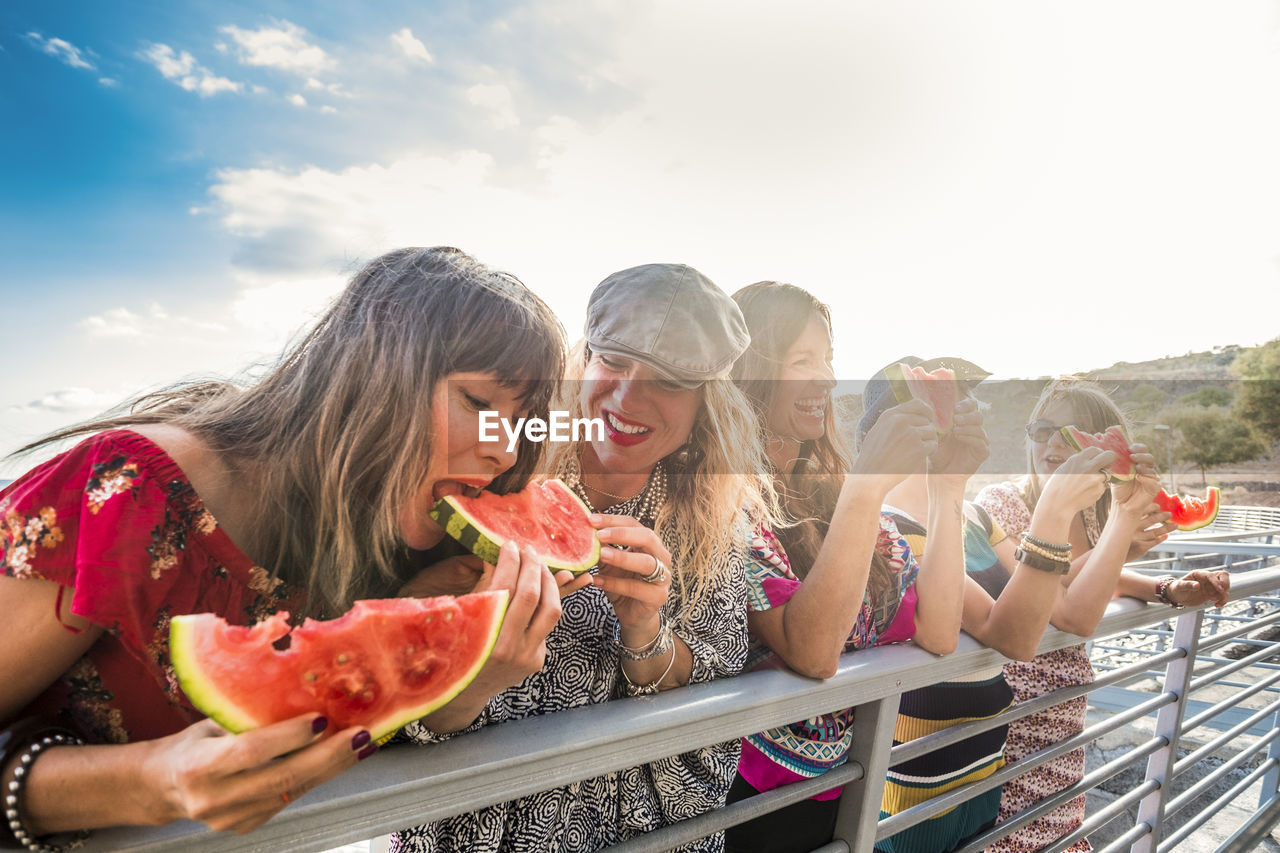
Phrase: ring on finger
[{"left": 641, "top": 555, "right": 666, "bottom": 584}]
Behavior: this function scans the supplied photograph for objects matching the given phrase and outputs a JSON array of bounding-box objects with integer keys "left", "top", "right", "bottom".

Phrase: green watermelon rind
[
  {"left": 169, "top": 591, "right": 509, "bottom": 741},
  {"left": 1059, "top": 426, "right": 1137, "bottom": 483},
  {"left": 428, "top": 479, "right": 601, "bottom": 575},
  {"left": 883, "top": 362, "right": 956, "bottom": 435},
  {"left": 1159, "top": 486, "right": 1221, "bottom": 532}
]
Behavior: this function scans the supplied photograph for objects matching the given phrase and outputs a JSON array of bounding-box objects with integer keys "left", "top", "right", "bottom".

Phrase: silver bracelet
[
  {"left": 620, "top": 643, "right": 678, "bottom": 697},
  {"left": 613, "top": 617, "right": 674, "bottom": 661},
  {"left": 4, "top": 733, "right": 89, "bottom": 853}
]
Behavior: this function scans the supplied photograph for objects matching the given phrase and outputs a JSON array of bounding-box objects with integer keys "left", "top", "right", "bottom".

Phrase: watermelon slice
[
  {"left": 1059, "top": 425, "right": 1137, "bottom": 483},
  {"left": 429, "top": 478, "right": 601, "bottom": 575},
  {"left": 884, "top": 362, "right": 959, "bottom": 434},
  {"left": 170, "top": 592, "right": 508, "bottom": 739},
  {"left": 1154, "top": 486, "right": 1221, "bottom": 531}
]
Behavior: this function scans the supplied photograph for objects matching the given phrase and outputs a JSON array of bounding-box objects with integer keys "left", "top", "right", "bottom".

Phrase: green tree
[
  {"left": 1128, "top": 384, "right": 1168, "bottom": 420},
  {"left": 1180, "top": 385, "right": 1233, "bottom": 408},
  {"left": 1234, "top": 338, "right": 1280, "bottom": 444},
  {"left": 1172, "top": 407, "right": 1268, "bottom": 487}
]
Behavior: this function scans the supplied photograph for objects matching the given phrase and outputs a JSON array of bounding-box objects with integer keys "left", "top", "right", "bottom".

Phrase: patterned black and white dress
[{"left": 392, "top": 470, "right": 751, "bottom": 853}]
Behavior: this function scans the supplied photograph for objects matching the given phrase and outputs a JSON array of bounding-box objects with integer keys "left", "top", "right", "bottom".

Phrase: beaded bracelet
[
  {"left": 620, "top": 643, "right": 678, "bottom": 697},
  {"left": 613, "top": 617, "right": 674, "bottom": 661},
  {"left": 1018, "top": 535, "right": 1072, "bottom": 562},
  {"left": 1014, "top": 546, "right": 1071, "bottom": 575},
  {"left": 2, "top": 726, "right": 89, "bottom": 853},
  {"left": 1022, "top": 533, "right": 1072, "bottom": 555},
  {"left": 1155, "top": 576, "right": 1184, "bottom": 609}
]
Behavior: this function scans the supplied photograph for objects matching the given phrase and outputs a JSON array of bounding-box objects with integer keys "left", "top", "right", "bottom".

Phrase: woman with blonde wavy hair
[
  {"left": 395, "top": 263, "right": 776, "bottom": 853},
  {"left": 0, "top": 247, "right": 569, "bottom": 845}
]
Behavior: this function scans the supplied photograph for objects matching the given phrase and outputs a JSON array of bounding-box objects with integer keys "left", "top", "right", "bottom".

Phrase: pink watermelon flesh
[
  {"left": 170, "top": 592, "right": 508, "bottom": 739},
  {"left": 429, "top": 478, "right": 601, "bottom": 574},
  {"left": 887, "top": 363, "right": 958, "bottom": 434},
  {"left": 1060, "top": 425, "right": 1136, "bottom": 482},
  {"left": 1154, "top": 486, "right": 1220, "bottom": 531}
]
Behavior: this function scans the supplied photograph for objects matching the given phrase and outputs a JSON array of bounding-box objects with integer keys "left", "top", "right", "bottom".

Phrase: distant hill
[{"left": 833, "top": 344, "right": 1275, "bottom": 488}]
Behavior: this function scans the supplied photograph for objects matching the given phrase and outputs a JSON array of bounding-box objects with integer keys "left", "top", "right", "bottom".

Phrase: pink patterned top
[{"left": 739, "top": 515, "right": 920, "bottom": 800}]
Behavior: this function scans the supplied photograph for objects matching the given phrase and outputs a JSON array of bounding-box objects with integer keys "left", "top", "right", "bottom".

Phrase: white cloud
[
  {"left": 7, "top": 387, "right": 127, "bottom": 416},
  {"left": 78, "top": 304, "right": 227, "bottom": 339},
  {"left": 467, "top": 83, "right": 519, "bottom": 129},
  {"left": 391, "top": 28, "right": 433, "bottom": 64},
  {"left": 320, "top": 105, "right": 338, "bottom": 115},
  {"left": 230, "top": 275, "right": 347, "bottom": 336},
  {"left": 26, "top": 32, "right": 95, "bottom": 70},
  {"left": 288, "top": 93, "right": 307, "bottom": 107},
  {"left": 138, "top": 42, "right": 243, "bottom": 96},
  {"left": 98, "top": 77, "right": 118, "bottom": 87},
  {"left": 220, "top": 21, "right": 334, "bottom": 75},
  {"left": 304, "top": 77, "right": 347, "bottom": 96}
]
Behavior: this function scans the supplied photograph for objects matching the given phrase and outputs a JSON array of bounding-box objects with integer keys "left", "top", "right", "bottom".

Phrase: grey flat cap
[{"left": 585, "top": 263, "right": 750, "bottom": 387}]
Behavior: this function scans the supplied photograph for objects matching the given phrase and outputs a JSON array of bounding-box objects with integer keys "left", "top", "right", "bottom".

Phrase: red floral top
[{"left": 1, "top": 430, "right": 300, "bottom": 743}]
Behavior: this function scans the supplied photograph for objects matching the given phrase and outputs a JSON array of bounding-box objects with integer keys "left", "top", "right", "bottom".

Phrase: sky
[{"left": 3, "top": 1, "right": 1280, "bottom": 477}]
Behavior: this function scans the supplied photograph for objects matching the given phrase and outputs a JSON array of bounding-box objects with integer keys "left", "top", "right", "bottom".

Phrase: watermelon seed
[
  {"left": 443, "top": 610, "right": 454, "bottom": 622},
  {"left": 337, "top": 653, "right": 349, "bottom": 665},
  {"left": 303, "top": 672, "right": 317, "bottom": 682},
  {"left": 425, "top": 614, "right": 434, "bottom": 623}
]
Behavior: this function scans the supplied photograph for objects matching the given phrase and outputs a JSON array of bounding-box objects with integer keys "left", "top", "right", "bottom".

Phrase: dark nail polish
[
  {"left": 351, "top": 730, "right": 371, "bottom": 750},
  {"left": 357, "top": 743, "right": 379, "bottom": 761},
  {"left": 312, "top": 716, "right": 329, "bottom": 734}
]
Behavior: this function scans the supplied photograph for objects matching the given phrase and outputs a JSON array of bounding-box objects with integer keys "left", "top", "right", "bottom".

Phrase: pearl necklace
[{"left": 572, "top": 460, "right": 668, "bottom": 525}]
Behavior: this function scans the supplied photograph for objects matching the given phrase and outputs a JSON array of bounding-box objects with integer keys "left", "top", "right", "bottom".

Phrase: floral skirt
[{"left": 990, "top": 645, "right": 1094, "bottom": 853}]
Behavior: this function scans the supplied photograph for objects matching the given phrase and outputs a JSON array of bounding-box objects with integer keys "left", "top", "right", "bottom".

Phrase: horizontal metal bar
[
  {"left": 1045, "top": 777, "right": 1160, "bottom": 853},
  {"left": 609, "top": 760, "right": 866, "bottom": 853},
  {"left": 1218, "top": 788, "right": 1280, "bottom": 853},
  {"left": 1167, "top": 734, "right": 1280, "bottom": 816},
  {"left": 1174, "top": 698, "right": 1280, "bottom": 774},
  {"left": 889, "top": 648, "right": 1184, "bottom": 773},
  {"left": 952, "top": 733, "right": 1167, "bottom": 853},
  {"left": 1096, "top": 820, "right": 1154, "bottom": 853},
  {"left": 1160, "top": 758, "right": 1279, "bottom": 850},
  {"left": 1190, "top": 632, "right": 1280, "bottom": 691},
  {"left": 1151, "top": 541, "right": 1280, "bottom": 557},
  {"left": 1182, "top": 668, "right": 1280, "bottom": 733}
]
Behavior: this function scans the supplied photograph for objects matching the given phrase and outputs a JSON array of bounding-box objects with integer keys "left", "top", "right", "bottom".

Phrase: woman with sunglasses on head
[
  {"left": 0, "top": 248, "right": 569, "bottom": 847},
  {"left": 393, "top": 264, "right": 776, "bottom": 853},
  {"left": 975, "top": 377, "right": 1230, "bottom": 853}
]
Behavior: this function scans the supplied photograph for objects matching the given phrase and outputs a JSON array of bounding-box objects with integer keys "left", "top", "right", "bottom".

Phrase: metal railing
[{"left": 81, "top": 524, "right": 1280, "bottom": 853}]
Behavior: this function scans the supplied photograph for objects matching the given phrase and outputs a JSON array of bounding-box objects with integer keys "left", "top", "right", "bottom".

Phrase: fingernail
[
  {"left": 588, "top": 513, "right": 602, "bottom": 523},
  {"left": 600, "top": 546, "right": 614, "bottom": 557},
  {"left": 312, "top": 716, "right": 329, "bottom": 734},
  {"left": 357, "top": 743, "right": 379, "bottom": 761},
  {"left": 351, "top": 730, "right": 371, "bottom": 750}
]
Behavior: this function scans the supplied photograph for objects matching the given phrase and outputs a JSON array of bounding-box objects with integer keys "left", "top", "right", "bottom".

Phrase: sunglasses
[{"left": 1025, "top": 420, "right": 1065, "bottom": 444}]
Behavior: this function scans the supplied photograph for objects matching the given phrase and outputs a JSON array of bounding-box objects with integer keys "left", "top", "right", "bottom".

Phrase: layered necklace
[{"left": 570, "top": 459, "right": 668, "bottom": 526}]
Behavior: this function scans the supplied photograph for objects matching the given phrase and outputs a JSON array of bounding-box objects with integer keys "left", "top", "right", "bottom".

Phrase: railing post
[
  {"left": 832, "top": 696, "right": 898, "bottom": 852},
  {"left": 1260, "top": 709, "right": 1280, "bottom": 812},
  {"left": 1132, "top": 607, "right": 1204, "bottom": 853}
]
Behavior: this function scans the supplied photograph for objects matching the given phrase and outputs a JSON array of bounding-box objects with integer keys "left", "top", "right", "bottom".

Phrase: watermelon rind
[
  {"left": 1158, "top": 486, "right": 1221, "bottom": 532},
  {"left": 170, "top": 612, "right": 286, "bottom": 734},
  {"left": 882, "top": 362, "right": 956, "bottom": 435},
  {"left": 429, "top": 478, "right": 601, "bottom": 575},
  {"left": 1059, "top": 426, "right": 1137, "bottom": 483},
  {"left": 169, "top": 591, "right": 509, "bottom": 740}
]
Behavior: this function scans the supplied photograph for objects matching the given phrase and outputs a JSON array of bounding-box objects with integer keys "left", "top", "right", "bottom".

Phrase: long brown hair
[
  {"left": 1022, "top": 376, "right": 1132, "bottom": 531},
  {"left": 21, "top": 247, "right": 566, "bottom": 615},
  {"left": 731, "top": 281, "right": 895, "bottom": 601}
]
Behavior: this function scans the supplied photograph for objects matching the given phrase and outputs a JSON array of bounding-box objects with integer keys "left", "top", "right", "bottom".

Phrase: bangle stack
[
  {"left": 620, "top": 644, "right": 678, "bottom": 697},
  {"left": 613, "top": 616, "right": 674, "bottom": 661},
  {"left": 1016, "top": 533, "right": 1072, "bottom": 575},
  {"left": 1, "top": 719, "right": 89, "bottom": 853},
  {"left": 1155, "top": 576, "right": 1184, "bottom": 609}
]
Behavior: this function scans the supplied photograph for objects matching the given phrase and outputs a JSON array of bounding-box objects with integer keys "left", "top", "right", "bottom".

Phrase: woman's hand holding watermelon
[
  {"left": 399, "top": 553, "right": 592, "bottom": 601},
  {"left": 593, "top": 515, "right": 673, "bottom": 630},
  {"left": 136, "top": 713, "right": 371, "bottom": 835},
  {"left": 1107, "top": 446, "right": 1177, "bottom": 560},
  {"left": 850, "top": 399, "right": 939, "bottom": 495},
  {"left": 1038, "top": 447, "right": 1116, "bottom": 522},
  {"left": 925, "top": 398, "right": 990, "bottom": 478},
  {"left": 418, "top": 541, "right": 563, "bottom": 732}
]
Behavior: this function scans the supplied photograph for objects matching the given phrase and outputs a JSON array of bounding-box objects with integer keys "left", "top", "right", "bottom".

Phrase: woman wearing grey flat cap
[{"left": 394, "top": 264, "right": 776, "bottom": 853}]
